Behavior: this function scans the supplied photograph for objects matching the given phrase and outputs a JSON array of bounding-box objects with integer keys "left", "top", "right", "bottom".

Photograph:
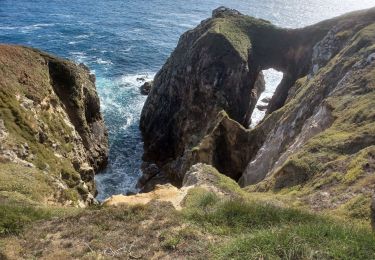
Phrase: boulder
[
  {"left": 256, "top": 104, "right": 268, "bottom": 111},
  {"left": 140, "top": 81, "right": 153, "bottom": 95}
]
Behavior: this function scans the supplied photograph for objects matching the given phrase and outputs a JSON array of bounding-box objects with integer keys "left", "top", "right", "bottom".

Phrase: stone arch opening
[{"left": 250, "top": 69, "right": 284, "bottom": 127}]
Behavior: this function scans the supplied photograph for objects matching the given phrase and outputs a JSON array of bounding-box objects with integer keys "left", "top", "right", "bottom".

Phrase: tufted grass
[{"left": 182, "top": 188, "right": 375, "bottom": 259}]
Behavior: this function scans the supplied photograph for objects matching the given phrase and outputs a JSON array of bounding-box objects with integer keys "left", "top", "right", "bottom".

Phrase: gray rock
[
  {"left": 212, "top": 6, "right": 242, "bottom": 18},
  {"left": 140, "top": 81, "right": 153, "bottom": 95},
  {"left": 0, "top": 119, "right": 8, "bottom": 141},
  {"left": 367, "top": 53, "right": 375, "bottom": 63}
]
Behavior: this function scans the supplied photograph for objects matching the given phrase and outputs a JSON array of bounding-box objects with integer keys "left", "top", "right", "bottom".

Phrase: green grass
[
  {"left": 183, "top": 189, "right": 317, "bottom": 234},
  {"left": 0, "top": 163, "right": 53, "bottom": 202},
  {"left": 182, "top": 188, "right": 375, "bottom": 259},
  {"left": 209, "top": 14, "right": 277, "bottom": 60},
  {"left": 215, "top": 222, "right": 375, "bottom": 259},
  {"left": 0, "top": 204, "right": 80, "bottom": 236},
  {"left": 0, "top": 205, "right": 53, "bottom": 236}
]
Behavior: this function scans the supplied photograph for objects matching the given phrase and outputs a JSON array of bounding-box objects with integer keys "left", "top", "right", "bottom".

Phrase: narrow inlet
[{"left": 251, "top": 69, "right": 283, "bottom": 127}]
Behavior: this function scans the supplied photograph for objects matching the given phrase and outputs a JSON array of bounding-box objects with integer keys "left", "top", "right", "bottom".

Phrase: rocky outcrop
[
  {"left": 241, "top": 17, "right": 375, "bottom": 189},
  {"left": 141, "top": 7, "right": 375, "bottom": 188},
  {"left": 140, "top": 81, "right": 153, "bottom": 95},
  {"left": 0, "top": 45, "right": 108, "bottom": 206},
  {"left": 103, "top": 163, "right": 241, "bottom": 209}
]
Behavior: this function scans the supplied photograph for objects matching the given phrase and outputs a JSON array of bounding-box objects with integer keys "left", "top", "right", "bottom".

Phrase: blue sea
[{"left": 1, "top": 0, "right": 374, "bottom": 200}]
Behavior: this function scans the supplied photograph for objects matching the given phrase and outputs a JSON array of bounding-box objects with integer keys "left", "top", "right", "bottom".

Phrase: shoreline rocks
[{"left": 140, "top": 81, "right": 153, "bottom": 95}]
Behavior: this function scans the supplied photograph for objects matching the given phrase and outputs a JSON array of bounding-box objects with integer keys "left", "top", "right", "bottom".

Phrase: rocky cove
[{"left": 1, "top": 6, "right": 375, "bottom": 259}]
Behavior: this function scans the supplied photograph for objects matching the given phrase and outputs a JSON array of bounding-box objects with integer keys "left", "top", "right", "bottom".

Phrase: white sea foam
[
  {"left": 50, "top": 13, "right": 73, "bottom": 18},
  {"left": 96, "top": 58, "right": 113, "bottom": 65},
  {"left": 32, "top": 23, "right": 55, "bottom": 27},
  {"left": 75, "top": 34, "right": 91, "bottom": 39},
  {"left": 19, "top": 23, "right": 56, "bottom": 33},
  {"left": 0, "top": 26, "right": 17, "bottom": 30},
  {"left": 117, "top": 72, "right": 156, "bottom": 87},
  {"left": 123, "top": 47, "right": 133, "bottom": 52},
  {"left": 69, "top": 51, "right": 87, "bottom": 63},
  {"left": 68, "top": 41, "right": 80, "bottom": 45},
  {"left": 251, "top": 69, "right": 283, "bottom": 127}
]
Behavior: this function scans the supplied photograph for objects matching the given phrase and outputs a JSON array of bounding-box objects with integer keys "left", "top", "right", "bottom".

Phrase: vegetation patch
[{"left": 182, "top": 188, "right": 375, "bottom": 259}]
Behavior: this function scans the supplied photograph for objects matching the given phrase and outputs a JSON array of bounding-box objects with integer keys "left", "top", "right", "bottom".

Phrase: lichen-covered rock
[{"left": 0, "top": 45, "right": 108, "bottom": 206}]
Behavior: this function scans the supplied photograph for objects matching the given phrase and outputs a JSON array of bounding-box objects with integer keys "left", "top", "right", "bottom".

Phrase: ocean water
[{"left": 1, "top": 0, "right": 374, "bottom": 200}]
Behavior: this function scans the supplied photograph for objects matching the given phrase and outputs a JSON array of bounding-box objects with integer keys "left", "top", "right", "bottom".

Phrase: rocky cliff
[
  {"left": 1, "top": 8, "right": 375, "bottom": 259},
  {"left": 0, "top": 45, "right": 108, "bottom": 206},
  {"left": 141, "top": 7, "right": 375, "bottom": 214}
]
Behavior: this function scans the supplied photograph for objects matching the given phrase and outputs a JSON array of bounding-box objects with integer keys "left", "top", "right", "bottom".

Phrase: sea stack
[{"left": 140, "top": 7, "right": 375, "bottom": 190}]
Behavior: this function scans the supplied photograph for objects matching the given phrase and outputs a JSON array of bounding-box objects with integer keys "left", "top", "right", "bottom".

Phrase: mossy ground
[{"left": 209, "top": 13, "right": 278, "bottom": 60}]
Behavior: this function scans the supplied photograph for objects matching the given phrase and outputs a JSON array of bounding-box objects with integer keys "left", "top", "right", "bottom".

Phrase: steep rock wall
[
  {"left": 141, "top": 7, "right": 375, "bottom": 188},
  {"left": 0, "top": 45, "right": 108, "bottom": 206}
]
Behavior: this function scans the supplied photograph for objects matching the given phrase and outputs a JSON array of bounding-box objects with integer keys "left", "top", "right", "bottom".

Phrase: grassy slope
[
  {"left": 0, "top": 45, "right": 95, "bottom": 212},
  {"left": 1, "top": 12, "right": 375, "bottom": 260},
  {"left": 1, "top": 169, "right": 374, "bottom": 259},
  {"left": 246, "top": 23, "right": 375, "bottom": 224}
]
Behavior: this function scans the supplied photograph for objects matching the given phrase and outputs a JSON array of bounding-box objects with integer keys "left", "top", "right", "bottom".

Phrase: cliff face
[
  {"left": 0, "top": 45, "right": 108, "bottom": 206},
  {"left": 141, "top": 7, "right": 375, "bottom": 212}
]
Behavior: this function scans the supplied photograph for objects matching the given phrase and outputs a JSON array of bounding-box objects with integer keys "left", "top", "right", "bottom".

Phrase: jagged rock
[
  {"left": 140, "top": 6, "right": 375, "bottom": 196},
  {"left": 212, "top": 6, "right": 242, "bottom": 18},
  {"left": 182, "top": 163, "right": 242, "bottom": 197},
  {"left": 0, "top": 45, "right": 108, "bottom": 205},
  {"left": 104, "top": 163, "right": 242, "bottom": 209},
  {"left": 140, "top": 163, "right": 160, "bottom": 181},
  {"left": 261, "top": 97, "right": 271, "bottom": 103},
  {"left": 0, "top": 119, "right": 8, "bottom": 141},
  {"left": 367, "top": 52, "right": 375, "bottom": 63},
  {"left": 256, "top": 104, "right": 268, "bottom": 111},
  {"left": 140, "top": 81, "right": 153, "bottom": 95}
]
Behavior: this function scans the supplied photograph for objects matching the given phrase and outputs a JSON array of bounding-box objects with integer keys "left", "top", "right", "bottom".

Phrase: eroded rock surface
[
  {"left": 0, "top": 45, "right": 108, "bottom": 206},
  {"left": 104, "top": 163, "right": 241, "bottom": 209},
  {"left": 140, "top": 7, "right": 375, "bottom": 219},
  {"left": 140, "top": 81, "right": 153, "bottom": 95},
  {"left": 141, "top": 7, "right": 375, "bottom": 188}
]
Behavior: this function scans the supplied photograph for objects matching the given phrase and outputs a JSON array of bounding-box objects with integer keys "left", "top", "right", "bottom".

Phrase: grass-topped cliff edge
[{"left": 1, "top": 6, "right": 375, "bottom": 260}]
